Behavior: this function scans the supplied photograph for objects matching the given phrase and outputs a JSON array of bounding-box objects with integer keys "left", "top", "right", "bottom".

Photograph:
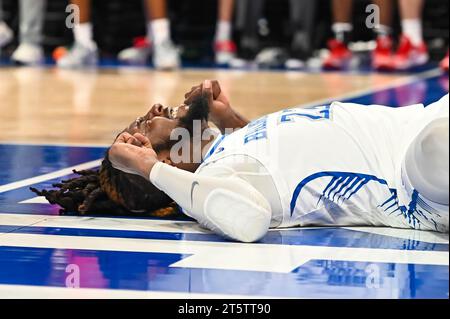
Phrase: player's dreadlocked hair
[{"left": 31, "top": 151, "right": 179, "bottom": 218}]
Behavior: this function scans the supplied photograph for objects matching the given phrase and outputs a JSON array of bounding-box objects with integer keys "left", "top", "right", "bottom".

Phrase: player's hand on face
[
  {"left": 184, "top": 80, "right": 232, "bottom": 124},
  {"left": 109, "top": 132, "right": 158, "bottom": 180}
]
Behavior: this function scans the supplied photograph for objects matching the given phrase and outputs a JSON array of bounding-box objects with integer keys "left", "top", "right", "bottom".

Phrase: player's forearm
[
  {"left": 213, "top": 109, "right": 249, "bottom": 134},
  {"left": 149, "top": 162, "right": 201, "bottom": 219}
]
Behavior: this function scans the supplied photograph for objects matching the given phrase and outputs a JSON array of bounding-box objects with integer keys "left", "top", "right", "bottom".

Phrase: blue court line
[{"left": 0, "top": 224, "right": 447, "bottom": 251}]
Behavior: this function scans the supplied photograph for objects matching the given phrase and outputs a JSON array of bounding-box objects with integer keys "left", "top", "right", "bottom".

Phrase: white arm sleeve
[{"left": 149, "top": 162, "right": 272, "bottom": 242}]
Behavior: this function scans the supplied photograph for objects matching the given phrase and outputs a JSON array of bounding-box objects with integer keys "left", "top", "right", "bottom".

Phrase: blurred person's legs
[
  {"left": 323, "top": 0, "right": 353, "bottom": 69},
  {"left": 11, "top": 0, "right": 46, "bottom": 65},
  {"left": 231, "top": 0, "right": 264, "bottom": 67},
  {"left": 325, "top": 0, "right": 395, "bottom": 70},
  {"left": 371, "top": 0, "right": 394, "bottom": 70},
  {"left": 146, "top": 0, "right": 180, "bottom": 70},
  {"left": 0, "top": 0, "right": 13, "bottom": 50},
  {"left": 285, "top": 0, "right": 316, "bottom": 69},
  {"left": 392, "top": 0, "right": 428, "bottom": 70},
  {"left": 215, "top": 0, "right": 236, "bottom": 65},
  {"left": 58, "top": 0, "right": 98, "bottom": 68},
  {"left": 118, "top": 0, "right": 179, "bottom": 70}
]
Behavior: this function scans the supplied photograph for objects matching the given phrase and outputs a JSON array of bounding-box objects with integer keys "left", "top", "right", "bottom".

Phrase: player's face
[
  {"left": 124, "top": 103, "right": 190, "bottom": 148},
  {"left": 122, "top": 95, "right": 210, "bottom": 161}
]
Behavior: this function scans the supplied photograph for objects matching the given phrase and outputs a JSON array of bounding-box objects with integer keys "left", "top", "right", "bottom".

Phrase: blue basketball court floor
[{"left": 0, "top": 70, "right": 448, "bottom": 299}]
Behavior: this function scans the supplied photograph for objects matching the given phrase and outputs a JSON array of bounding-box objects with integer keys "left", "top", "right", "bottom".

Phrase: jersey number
[{"left": 280, "top": 105, "right": 331, "bottom": 123}]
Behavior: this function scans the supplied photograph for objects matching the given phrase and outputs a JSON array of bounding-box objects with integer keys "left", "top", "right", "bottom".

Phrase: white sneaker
[
  {"left": 214, "top": 40, "right": 237, "bottom": 65},
  {"left": 255, "top": 47, "right": 288, "bottom": 68},
  {"left": 285, "top": 58, "right": 306, "bottom": 70},
  {"left": 118, "top": 37, "right": 152, "bottom": 65},
  {"left": 57, "top": 43, "right": 98, "bottom": 69},
  {"left": 152, "top": 40, "right": 180, "bottom": 70},
  {"left": 216, "top": 52, "right": 234, "bottom": 65},
  {"left": 11, "top": 43, "right": 44, "bottom": 65},
  {"left": 118, "top": 46, "right": 152, "bottom": 65},
  {"left": 229, "top": 57, "right": 258, "bottom": 69},
  {"left": 0, "top": 22, "right": 13, "bottom": 48}
]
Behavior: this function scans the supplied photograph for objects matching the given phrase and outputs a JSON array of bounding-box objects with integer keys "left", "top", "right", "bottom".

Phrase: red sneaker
[
  {"left": 323, "top": 39, "right": 352, "bottom": 70},
  {"left": 214, "top": 40, "right": 237, "bottom": 65},
  {"left": 440, "top": 51, "right": 449, "bottom": 73},
  {"left": 392, "top": 35, "right": 429, "bottom": 70},
  {"left": 372, "top": 36, "right": 394, "bottom": 70}
]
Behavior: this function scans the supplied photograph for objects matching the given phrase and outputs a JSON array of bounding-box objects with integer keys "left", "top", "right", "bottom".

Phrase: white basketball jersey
[{"left": 199, "top": 101, "right": 446, "bottom": 231}]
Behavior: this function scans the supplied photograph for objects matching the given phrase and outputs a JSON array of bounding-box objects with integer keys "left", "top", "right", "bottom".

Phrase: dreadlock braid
[{"left": 31, "top": 152, "right": 180, "bottom": 218}]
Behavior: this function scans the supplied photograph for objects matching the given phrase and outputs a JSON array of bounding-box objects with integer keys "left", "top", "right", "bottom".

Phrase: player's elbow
[
  {"left": 405, "top": 117, "right": 449, "bottom": 205},
  {"left": 203, "top": 186, "right": 272, "bottom": 243}
]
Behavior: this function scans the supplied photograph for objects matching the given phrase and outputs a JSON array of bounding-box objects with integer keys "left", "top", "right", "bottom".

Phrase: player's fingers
[
  {"left": 202, "top": 80, "right": 214, "bottom": 106},
  {"left": 116, "top": 132, "right": 134, "bottom": 144},
  {"left": 133, "top": 133, "right": 153, "bottom": 149},
  {"left": 126, "top": 136, "right": 140, "bottom": 146},
  {"left": 211, "top": 80, "right": 221, "bottom": 99}
]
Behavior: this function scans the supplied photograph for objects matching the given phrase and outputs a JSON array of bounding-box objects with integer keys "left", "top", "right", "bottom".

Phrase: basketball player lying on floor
[{"left": 33, "top": 81, "right": 449, "bottom": 242}]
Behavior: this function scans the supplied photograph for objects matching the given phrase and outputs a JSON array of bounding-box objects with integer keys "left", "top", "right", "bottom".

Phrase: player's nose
[{"left": 149, "top": 104, "right": 165, "bottom": 117}]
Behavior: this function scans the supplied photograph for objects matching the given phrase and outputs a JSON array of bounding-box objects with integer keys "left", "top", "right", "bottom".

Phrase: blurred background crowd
[{"left": 0, "top": 0, "right": 448, "bottom": 72}]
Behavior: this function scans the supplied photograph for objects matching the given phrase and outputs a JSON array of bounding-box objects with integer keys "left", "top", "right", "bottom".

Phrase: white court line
[
  {"left": 0, "top": 233, "right": 447, "bottom": 273},
  {"left": 0, "top": 213, "right": 208, "bottom": 234},
  {"left": 19, "top": 196, "right": 49, "bottom": 204},
  {"left": 0, "top": 214, "right": 49, "bottom": 228},
  {"left": 0, "top": 284, "right": 278, "bottom": 299},
  {"left": 295, "top": 68, "right": 442, "bottom": 109},
  {"left": 0, "top": 159, "right": 103, "bottom": 194}
]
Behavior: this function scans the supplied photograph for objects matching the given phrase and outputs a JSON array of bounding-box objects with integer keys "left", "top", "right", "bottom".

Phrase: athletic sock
[
  {"left": 146, "top": 21, "right": 154, "bottom": 43},
  {"left": 74, "top": 23, "right": 97, "bottom": 50},
  {"left": 151, "top": 18, "right": 171, "bottom": 46},
  {"left": 402, "top": 19, "right": 423, "bottom": 46},
  {"left": 215, "top": 21, "right": 232, "bottom": 42},
  {"left": 332, "top": 23, "right": 353, "bottom": 44}
]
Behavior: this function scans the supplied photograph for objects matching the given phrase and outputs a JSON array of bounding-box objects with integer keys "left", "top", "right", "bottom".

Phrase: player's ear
[
  {"left": 157, "top": 149, "right": 176, "bottom": 167},
  {"left": 161, "top": 158, "right": 175, "bottom": 166}
]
